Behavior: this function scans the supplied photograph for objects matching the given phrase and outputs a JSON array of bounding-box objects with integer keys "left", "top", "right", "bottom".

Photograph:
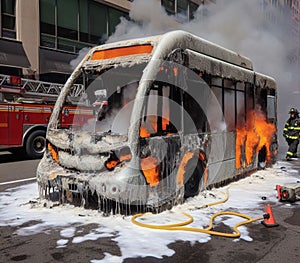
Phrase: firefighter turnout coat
[{"left": 283, "top": 117, "right": 300, "bottom": 140}]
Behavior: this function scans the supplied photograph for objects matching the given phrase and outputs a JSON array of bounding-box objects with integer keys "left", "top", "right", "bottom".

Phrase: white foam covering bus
[{"left": 37, "top": 30, "right": 277, "bottom": 214}]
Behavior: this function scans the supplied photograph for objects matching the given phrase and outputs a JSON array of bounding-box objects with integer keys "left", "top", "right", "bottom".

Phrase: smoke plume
[{"left": 108, "top": 0, "right": 300, "bottom": 151}]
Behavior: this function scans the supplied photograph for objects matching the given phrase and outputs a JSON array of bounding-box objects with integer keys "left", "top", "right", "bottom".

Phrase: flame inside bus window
[{"left": 140, "top": 82, "right": 181, "bottom": 137}]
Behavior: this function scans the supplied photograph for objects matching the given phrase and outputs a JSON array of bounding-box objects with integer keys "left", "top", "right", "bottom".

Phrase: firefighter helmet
[{"left": 289, "top": 108, "right": 298, "bottom": 114}]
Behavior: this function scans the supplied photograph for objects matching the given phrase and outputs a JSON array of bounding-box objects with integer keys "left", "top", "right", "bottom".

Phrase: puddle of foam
[{"left": 0, "top": 164, "right": 299, "bottom": 262}]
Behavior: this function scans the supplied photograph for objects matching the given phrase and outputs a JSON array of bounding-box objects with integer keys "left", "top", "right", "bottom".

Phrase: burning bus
[{"left": 37, "top": 30, "right": 277, "bottom": 214}]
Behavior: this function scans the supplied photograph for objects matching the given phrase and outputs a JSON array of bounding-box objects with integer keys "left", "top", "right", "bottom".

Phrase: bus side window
[
  {"left": 140, "top": 82, "right": 181, "bottom": 137},
  {"left": 246, "top": 83, "right": 254, "bottom": 114},
  {"left": 183, "top": 87, "right": 207, "bottom": 134},
  {"left": 257, "top": 86, "right": 268, "bottom": 112},
  {"left": 267, "top": 95, "right": 276, "bottom": 120},
  {"left": 209, "top": 76, "right": 223, "bottom": 132},
  {"left": 182, "top": 71, "right": 209, "bottom": 134},
  {"left": 236, "top": 82, "right": 246, "bottom": 127},
  {"left": 224, "top": 79, "right": 235, "bottom": 131}
]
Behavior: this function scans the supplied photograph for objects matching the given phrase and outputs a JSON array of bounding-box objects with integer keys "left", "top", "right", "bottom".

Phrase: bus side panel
[
  {"left": 8, "top": 104, "right": 24, "bottom": 146},
  {"left": 206, "top": 132, "right": 236, "bottom": 186},
  {"left": 0, "top": 104, "right": 9, "bottom": 146}
]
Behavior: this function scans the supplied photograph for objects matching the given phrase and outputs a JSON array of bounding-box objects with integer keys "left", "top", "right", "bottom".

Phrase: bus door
[
  {"left": 139, "top": 82, "right": 182, "bottom": 192},
  {"left": 0, "top": 103, "right": 9, "bottom": 146},
  {"left": 8, "top": 104, "right": 24, "bottom": 146}
]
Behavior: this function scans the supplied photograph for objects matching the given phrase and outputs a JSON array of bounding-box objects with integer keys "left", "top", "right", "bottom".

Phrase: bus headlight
[{"left": 47, "top": 142, "right": 60, "bottom": 163}]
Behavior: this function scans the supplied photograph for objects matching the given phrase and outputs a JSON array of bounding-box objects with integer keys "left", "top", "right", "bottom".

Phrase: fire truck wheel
[
  {"left": 184, "top": 159, "right": 204, "bottom": 198},
  {"left": 25, "top": 130, "right": 46, "bottom": 159}
]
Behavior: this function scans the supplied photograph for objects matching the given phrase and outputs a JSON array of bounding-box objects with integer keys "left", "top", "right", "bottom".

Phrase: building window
[
  {"left": 89, "top": 1, "right": 107, "bottom": 44},
  {"left": 162, "top": 0, "right": 176, "bottom": 15},
  {"left": 177, "top": 0, "right": 188, "bottom": 22},
  {"left": 189, "top": 1, "right": 199, "bottom": 20},
  {"left": 161, "top": 0, "right": 199, "bottom": 22},
  {"left": 57, "top": 0, "right": 78, "bottom": 40},
  {"left": 0, "top": 0, "right": 16, "bottom": 39},
  {"left": 39, "top": 0, "right": 128, "bottom": 53}
]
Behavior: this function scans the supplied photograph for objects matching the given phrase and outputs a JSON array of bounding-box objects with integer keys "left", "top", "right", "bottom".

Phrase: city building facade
[
  {"left": 0, "top": 0, "right": 131, "bottom": 82},
  {"left": 0, "top": 0, "right": 202, "bottom": 83},
  {"left": 1, "top": 0, "right": 299, "bottom": 83}
]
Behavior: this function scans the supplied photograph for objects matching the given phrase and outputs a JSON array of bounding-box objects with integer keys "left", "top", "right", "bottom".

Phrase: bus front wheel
[{"left": 25, "top": 130, "right": 46, "bottom": 159}]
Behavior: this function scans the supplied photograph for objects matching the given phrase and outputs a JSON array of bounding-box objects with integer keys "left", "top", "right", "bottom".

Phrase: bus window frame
[{"left": 267, "top": 94, "right": 276, "bottom": 120}]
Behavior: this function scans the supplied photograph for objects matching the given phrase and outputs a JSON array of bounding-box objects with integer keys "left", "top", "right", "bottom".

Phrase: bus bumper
[{"left": 36, "top": 155, "right": 150, "bottom": 213}]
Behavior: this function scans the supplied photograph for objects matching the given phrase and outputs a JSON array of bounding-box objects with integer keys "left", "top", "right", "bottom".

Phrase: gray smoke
[
  {"left": 107, "top": 0, "right": 300, "bottom": 152},
  {"left": 107, "top": 0, "right": 178, "bottom": 43}
]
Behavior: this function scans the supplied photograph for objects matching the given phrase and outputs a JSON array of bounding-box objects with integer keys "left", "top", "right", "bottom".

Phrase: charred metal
[{"left": 37, "top": 30, "right": 277, "bottom": 215}]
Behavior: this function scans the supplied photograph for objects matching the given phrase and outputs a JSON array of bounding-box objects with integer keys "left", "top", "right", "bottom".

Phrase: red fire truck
[{"left": 0, "top": 74, "right": 91, "bottom": 159}]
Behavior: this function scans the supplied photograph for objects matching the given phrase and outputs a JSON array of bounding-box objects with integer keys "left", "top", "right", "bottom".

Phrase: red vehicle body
[{"left": 0, "top": 74, "right": 91, "bottom": 158}]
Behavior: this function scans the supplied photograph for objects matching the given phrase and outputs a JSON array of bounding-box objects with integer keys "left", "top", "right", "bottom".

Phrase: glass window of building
[
  {"left": 57, "top": 0, "right": 78, "bottom": 40},
  {"left": 1, "top": 0, "right": 16, "bottom": 39},
  {"left": 39, "top": 0, "right": 128, "bottom": 53},
  {"left": 40, "top": 0, "right": 56, "bottom": 48},
  {"left": 162, "top": 0, "right": 199, "bottom": 22},
  {"left": 108, "top": 7, "right": 126, "bottom": 36},
  {"left": 89, "top": 2, "right": 107, "bottom": 44},
  {"left": 162, "top": 0, "right": 176, "bottom": 15},
  {"left": 79, "top": 0, "right": 88, "bottom": 42},
  {"left": 189, "top": 1, "right": 199, "bottom": 20},
  {"left": 177, "top": 0, "right": 188, "bottom": 22}
]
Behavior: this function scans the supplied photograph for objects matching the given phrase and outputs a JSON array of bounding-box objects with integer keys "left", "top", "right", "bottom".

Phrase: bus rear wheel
[
  {"left": 258, "top": 145, "right": 267, "bottom": 169},
  {"left": 25, "top": 130, "right": 46, "bottom": 159},
  {"left": 184, "top": 159, "right": 204, "bottom": 198}
]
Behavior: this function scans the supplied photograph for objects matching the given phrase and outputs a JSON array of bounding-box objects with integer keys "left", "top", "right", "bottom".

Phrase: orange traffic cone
[{"left": 261, "top": 204, "right": 279, "bottom": 227}]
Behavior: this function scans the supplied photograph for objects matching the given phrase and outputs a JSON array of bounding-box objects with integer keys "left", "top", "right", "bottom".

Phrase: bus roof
[{"left": 83, "top": 30, "right": 253, "bottom": 71}]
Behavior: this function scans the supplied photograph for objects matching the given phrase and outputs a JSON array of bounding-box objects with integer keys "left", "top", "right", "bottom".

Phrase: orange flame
[
  {"left": 236, "top": 110, "right": 276, "bottom": 169},
  {"left": 140, "top": 116, "right": 170, "bottom": 138},
  {"left": 105, "top": 153, "right": 132, "bottom": 170},
  {"left": 140, "top": 127, "right": 151, "bottom": 138},
  {"left": 199, "top": 152, "right": 206, "bottom": 161},
  {"left": 106, "top": 160, "right": 119, "bottom": 170},
  {"left": 177, "top": 152, "right": 194, "bottom": 187},
  {"left": 140, "top": 157, "right": 160, "bottom": 186},
  {"left": 48, "top": 143, "right": 59, "bottom": 163}
]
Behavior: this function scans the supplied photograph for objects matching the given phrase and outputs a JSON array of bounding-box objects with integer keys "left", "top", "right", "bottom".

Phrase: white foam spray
[{"left": 0, "top": 163, "right": 298, "bottom": 262}]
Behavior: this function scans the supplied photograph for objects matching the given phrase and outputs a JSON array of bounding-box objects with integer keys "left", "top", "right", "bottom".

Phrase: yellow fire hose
[{"left": 131, "top": 189, "right": 264, "bottom": 238}]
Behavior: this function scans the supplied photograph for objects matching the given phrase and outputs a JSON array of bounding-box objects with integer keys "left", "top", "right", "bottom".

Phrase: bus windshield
[{"left": 57, "top": 63, "right": 147, "bottom": 137}]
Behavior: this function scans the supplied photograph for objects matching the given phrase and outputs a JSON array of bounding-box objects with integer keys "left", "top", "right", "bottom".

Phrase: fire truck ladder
[{"left": 0, "top": 74, "right": 85, "bottom": 99}]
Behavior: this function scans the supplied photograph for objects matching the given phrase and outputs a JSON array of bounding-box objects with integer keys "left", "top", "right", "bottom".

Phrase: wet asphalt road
[{"left": 0, "top": 151, "right": 299, "bottom": 263}]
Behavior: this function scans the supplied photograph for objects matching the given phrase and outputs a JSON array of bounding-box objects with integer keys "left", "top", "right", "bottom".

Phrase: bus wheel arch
[{"left": 24, "top": 128, "right": 47, "bottom": 159}]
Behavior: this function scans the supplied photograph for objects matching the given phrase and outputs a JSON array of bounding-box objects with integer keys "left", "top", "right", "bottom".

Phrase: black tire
[
  {"left": 184, "top": 159, "right": 204, "bottom": 198},
  {"left": 25, "top": 130, "right": 46, "bottom": 159},
  {"left": 258, "top": 145, "right": 267, "bottom": 170}
]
